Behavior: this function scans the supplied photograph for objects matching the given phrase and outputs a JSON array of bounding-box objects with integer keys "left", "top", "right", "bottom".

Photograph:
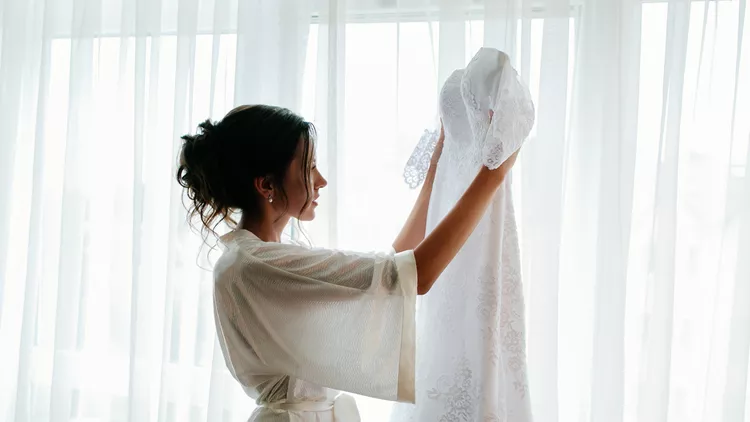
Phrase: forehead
[
  {"left": 288, "top": 136, "right": 315, "bottom": 170},
  {"left": 294, "top": 134, "right": 315, "bottom": 158}
]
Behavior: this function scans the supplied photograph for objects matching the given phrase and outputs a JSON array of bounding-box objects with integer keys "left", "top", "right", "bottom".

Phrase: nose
[{"left": 315, "top": 170, "right": 328, "bottom": 189}]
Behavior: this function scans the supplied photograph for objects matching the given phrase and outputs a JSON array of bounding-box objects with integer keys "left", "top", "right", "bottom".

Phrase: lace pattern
[
  {"left": 461, "top": 48, "right": 535, "bottom": 170},
  {"left": 483, "top": 66, "right": 535, "bottom": 169},
  {"left": 426, "top": 358, "right": 482, "bottom": 422},
  {"left": 403, "top": 128, "right": 439, "bottom": 189}
]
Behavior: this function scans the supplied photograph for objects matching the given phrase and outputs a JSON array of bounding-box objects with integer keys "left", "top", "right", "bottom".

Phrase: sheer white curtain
[
  {"left": 0, "top": 0, "right": 312, "bottom": 420},
  {"left": 1, "top": 0, "right": 748, "bottom": 422}
]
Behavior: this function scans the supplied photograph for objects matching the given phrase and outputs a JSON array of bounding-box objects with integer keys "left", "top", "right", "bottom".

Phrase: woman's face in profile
[{"left": 281, "top": 139, "right": 327, "bottom": 222}]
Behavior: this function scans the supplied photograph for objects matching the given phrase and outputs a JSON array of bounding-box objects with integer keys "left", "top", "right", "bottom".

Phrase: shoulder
[
  {"left": 212, "top": 230, "right": 314, "bottom": 286},
  {"left": 213, "top": 230, "right": 263, "bottom": 287}
]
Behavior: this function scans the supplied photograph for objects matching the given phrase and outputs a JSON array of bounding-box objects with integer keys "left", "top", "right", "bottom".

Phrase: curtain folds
[{"left": 0, "top": 0, "right": 748, "bottom": 421}]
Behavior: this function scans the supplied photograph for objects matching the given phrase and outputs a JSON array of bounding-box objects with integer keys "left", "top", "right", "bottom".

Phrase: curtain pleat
[{"left": 0, "top": 1, "right": 748, "bottom": 421}]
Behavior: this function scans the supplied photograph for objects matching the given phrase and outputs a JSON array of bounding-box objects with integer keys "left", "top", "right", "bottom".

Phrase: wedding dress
[{"left": 393, "top": 48, "right": 535, "bottom": 422}]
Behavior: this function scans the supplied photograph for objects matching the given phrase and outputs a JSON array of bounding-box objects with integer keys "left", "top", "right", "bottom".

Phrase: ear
[{"left": 253, "top": 176, "right": 274, "bottom": 201}]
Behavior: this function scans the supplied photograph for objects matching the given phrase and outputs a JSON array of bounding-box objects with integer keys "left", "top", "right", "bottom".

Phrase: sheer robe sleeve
[
  {"left": 213, "top": 236, "right": 417, "bottom": 403},
  {"left": 462, "top": 48, "right": 535, "bottom": 170}
]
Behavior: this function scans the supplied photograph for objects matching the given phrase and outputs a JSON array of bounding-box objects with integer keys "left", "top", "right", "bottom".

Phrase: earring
[{"left": 267, "top": 195, "right": 273, "bottom": 203}]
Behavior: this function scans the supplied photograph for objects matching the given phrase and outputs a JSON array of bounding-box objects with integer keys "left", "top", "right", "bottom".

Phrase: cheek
[{"left": 287, "top": 177, "right": 311, "bottom": 207}]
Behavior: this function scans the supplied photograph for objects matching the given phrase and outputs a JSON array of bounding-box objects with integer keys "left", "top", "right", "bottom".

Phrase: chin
[
  {"left": 298, "top": 213, "right": 315, "bottom": 222},
  {"left": 298, "top": 209, "right": 316, "bottom": 222},
  {"left": 297, "top": 200, "right": 319, "bottom": 222}
]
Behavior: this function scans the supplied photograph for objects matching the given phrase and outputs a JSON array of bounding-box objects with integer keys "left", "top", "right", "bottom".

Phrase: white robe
[
  {"left": 214, "top": 229, "right": 418, "bottom": 421},
  {"left": 393, "top": 48, "right": 535, "bottom": 422}
]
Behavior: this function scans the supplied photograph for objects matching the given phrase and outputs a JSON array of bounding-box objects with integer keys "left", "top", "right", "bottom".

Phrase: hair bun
[
  {"left": 183, "top": 119, "right": 217, "bottom": 158},
  {"left": 177, "top": 119, "right": 219, "bottom": 197},
  {"left": 197, "top": 119, "right": 217, "bottom": 136}
]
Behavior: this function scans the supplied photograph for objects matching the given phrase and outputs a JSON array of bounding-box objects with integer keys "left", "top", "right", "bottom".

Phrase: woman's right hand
[
  {"left": 483, "top": 148, "right": 520, "bottom": 185},
  {"left": 479, "top": 109, "right": 518, "bottom": 185},
  {"left": 429, "top": 120, "right": 445, "bottom": 170}
]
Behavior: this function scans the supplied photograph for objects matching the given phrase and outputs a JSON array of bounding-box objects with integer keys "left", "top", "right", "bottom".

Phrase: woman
[{"left": 177, "top": 104, "right": 519, "bottom": 421}]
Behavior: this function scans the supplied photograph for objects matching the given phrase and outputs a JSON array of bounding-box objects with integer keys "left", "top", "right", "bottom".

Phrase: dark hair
[{"left": 177, "top": 104, "right": 315, "bottom": 240}]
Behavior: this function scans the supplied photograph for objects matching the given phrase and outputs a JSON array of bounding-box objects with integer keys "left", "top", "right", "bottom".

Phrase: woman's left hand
[{"left": 430, "top": 120, "right": 445, "bottom": 169}]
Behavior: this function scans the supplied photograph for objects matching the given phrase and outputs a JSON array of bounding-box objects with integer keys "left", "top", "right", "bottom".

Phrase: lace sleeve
[
  {"left": 403, "top": 128, "right": 439, "bottom": 189},
  {"left": 483, "top": 65, "right": 535, "bottom": 170}
]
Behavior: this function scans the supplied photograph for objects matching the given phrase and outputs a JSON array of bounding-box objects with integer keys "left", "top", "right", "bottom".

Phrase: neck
[{"left": 239, "top": 212, "right": 291, "bottom": 243}]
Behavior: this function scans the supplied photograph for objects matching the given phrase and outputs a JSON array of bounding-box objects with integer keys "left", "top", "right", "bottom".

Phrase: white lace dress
[{"left": 392, "top": 48, "right": 535, "bottom": 422}]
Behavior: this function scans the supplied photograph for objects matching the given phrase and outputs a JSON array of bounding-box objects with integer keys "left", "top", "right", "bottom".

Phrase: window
[{"left": 5, "top": 1, "right": 747, "bottom": 420}]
